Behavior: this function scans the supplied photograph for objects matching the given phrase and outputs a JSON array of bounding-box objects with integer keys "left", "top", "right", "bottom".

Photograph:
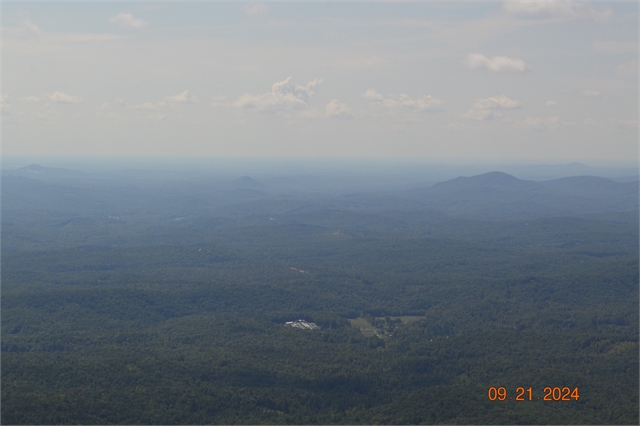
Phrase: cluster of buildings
[{"left": 284, "top": 319, "right": 319, "bottom": 330}]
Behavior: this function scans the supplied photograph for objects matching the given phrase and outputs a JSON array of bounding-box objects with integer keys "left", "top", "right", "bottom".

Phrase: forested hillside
[{"left": 2, "top": 166, "right": 638, "bottom": 424}]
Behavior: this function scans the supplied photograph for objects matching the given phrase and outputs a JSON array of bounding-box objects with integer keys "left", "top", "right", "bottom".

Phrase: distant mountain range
[
  {"left": 2, "top": 166, "right": 637, "bottom": 222},
  {"left": 3, "top": 164, "right": 87, "bottom": 181},
  {"left": 481, "top": 162, "right": 637, "bottom": 182},
  {"left": 408, "top": 171, "right": 638, "bottom": 219}
]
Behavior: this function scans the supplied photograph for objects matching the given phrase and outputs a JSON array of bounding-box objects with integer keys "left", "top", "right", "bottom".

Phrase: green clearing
[
  {"left": 383, "top": 315, "right": 424, "bottom": 324},
  {"left": 348, "top": 318, "right": 377, "bottom": 337}
]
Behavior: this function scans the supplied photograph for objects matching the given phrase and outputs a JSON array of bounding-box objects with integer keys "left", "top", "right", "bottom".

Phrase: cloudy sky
[{"left": 1, "top": 1, "right": 637, "bottom": 164}]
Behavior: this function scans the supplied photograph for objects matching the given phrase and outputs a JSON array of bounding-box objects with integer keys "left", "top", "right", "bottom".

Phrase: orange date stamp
[{"left": 488, "top": 386, "right": 580, "bottom": 401}]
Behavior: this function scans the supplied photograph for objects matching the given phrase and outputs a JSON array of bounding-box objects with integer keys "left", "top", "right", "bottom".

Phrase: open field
[
  {"left": 348, "top": 318, "right": 377, "bottom": 337},
  {"left": 382, "top": 316, "right": 424, "bottom": 324}
]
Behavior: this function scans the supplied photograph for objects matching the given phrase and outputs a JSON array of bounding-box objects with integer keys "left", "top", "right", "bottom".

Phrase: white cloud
[
  {"left": 25, "top": 96, "right": 41, "bottom": 102},
  {"left": 166, "top": 90, "right": 197, "bottom": 103},
  {"left": 234, "top": 77, "right": 322, "bottom": 114},
  {"left": 516, "top": 116, "right": 564, "bottom": 131},
  {"left": 363, "top": 88, "right": 384, "bottom": 101},
  {"left": 109, "top": 13, "right": 148, "bottom": 30},
  {"left": 463, "top": 109, "right": 500, "bottom": 121},
  {"left": 594, "top": 41, "right": 638, "bottom": 54},
  {"left": 325, "top": 99, "right": 353, "bottom": 119},
  {"left": 21, "top": 18, "right": 43, "bottom": 36},
  {"left": 99, "top": 98, "right": 125, "bottom": 109},
  {"left": 545, "top": 100, "right": 557, "bottom": 106},
  {"left": 49, "top": 91, "right": 82, "bottom": 103},
  {"left": 242, "top": 3, "right": 269, "bottom": 17},
  {"left": 473, "top": 95, "right": 521, "bottom": 110},
  {"left": 580, "top": 89, "right": 601, "bottom": 97},
  {"left": 503, "top": 0, "right": 613, "bottom": 23},
  {"left": 395, "top": 94, "right": 444, "bottom": 111},
  {"left": 466, "top": 53, "right": 528, "bottom": 73},
  {"left": 366, "top": 90, "right": 444, "bottom": 113},
  {"left": 463, "top": 95, "right": 520, "bottom": 121}
]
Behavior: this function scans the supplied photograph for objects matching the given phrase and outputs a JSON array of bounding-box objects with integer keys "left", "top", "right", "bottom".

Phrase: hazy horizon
[
  {"left": 2, "top": 155, "right": 638, "bottom": 187},
  {"left": 2, "top": 1, "right": 638, "bottom": 164}
]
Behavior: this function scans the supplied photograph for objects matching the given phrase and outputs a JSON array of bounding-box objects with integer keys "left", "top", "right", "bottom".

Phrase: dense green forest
[{"left": 1, "top": 165, "right": 638, "bottom": 424}]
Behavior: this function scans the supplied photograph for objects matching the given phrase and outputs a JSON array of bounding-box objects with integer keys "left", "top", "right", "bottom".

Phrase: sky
[{"left": 1, "top": 1, "right": 638, "bottom": 165}]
